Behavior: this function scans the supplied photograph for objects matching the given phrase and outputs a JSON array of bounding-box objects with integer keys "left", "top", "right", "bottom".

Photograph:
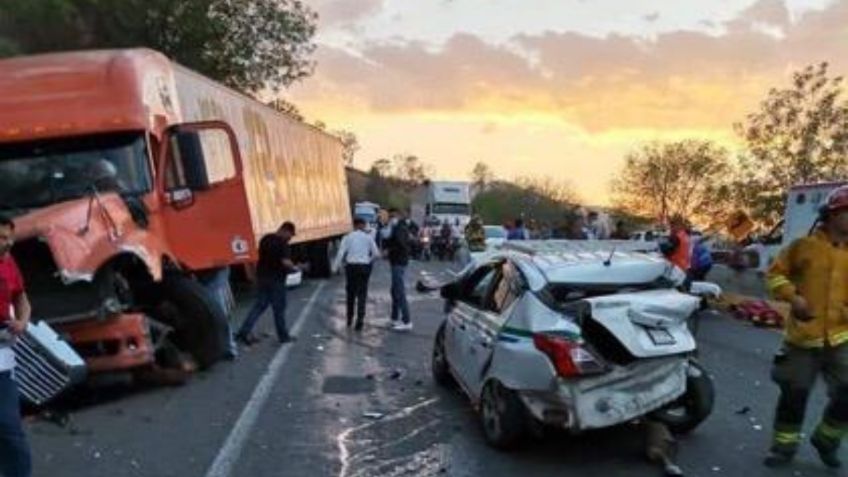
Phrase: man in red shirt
[{"left": 0, "top": 215, "right": 32, "bottom": 477}]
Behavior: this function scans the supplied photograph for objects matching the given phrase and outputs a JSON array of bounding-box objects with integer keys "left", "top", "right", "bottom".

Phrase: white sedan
[{"left": 432, "top": 241, "right": 714, "bottom": 449}]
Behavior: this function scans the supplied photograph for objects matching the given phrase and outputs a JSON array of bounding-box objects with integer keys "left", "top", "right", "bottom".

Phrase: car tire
[
  {"left": 157, "top": 274, "right": 228, "bottom": 369},
  {"left": 431, "top": 322, "right": 455, "bottom": 388},
  {"left": 649, "top": 360, "right": 715, "bottom": 434},
  {"left": 480, "top": 380, "right": 526, "bottom": 450}
]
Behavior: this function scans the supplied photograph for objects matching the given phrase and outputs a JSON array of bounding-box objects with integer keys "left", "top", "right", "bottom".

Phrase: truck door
[{"left": 158, "top": 121, "right": 256, "bottom": 270}]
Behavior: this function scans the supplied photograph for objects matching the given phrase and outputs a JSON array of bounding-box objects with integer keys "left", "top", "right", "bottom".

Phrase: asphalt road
[{"left": 27, "top": 260, "right": 844, "bottom": 477}]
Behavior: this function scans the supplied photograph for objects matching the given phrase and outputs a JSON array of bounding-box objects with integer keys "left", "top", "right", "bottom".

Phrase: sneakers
[
  {"left": 391, "top": 322, "right": 413, "bottom": 331},
  {"left": 278, "top": 335, "right": 298, "bottom": 345},
  {"left": 811, "top": 434, "right": 843, "bottom": 469},
  {"left": 235, "top": 333, "right": 260, "bottom": 346}
]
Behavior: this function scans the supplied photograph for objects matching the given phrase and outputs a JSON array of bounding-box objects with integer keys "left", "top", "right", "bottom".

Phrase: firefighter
[{"left": 764, "top": 185, "right": 848, "bottom": 469}]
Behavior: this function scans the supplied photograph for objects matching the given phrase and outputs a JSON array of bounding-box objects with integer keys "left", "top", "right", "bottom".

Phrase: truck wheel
[
  {"left": 480, "top": 380, "right": 527, "bottom": 450},
  {"left": 432, "top": 322, "right": 455, "bottom": 388},
  {"left": 649, "top": 360, "right": 715, "bottom": 434},
  {"left": 308, "top": 240, "right": 333, "bottom": 278},
  {"left": 156, "top": 274, "right": 228, "bottom": 369}
]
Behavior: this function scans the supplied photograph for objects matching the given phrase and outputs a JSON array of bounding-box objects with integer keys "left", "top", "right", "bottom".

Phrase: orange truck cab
[{"left": 0, "top": 49, "right": 351, "bottom": 374}]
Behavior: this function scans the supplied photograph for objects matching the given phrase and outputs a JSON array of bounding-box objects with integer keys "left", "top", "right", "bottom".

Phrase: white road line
[{"left": 204, "top": 281, "right": 327, "bottom": 477}]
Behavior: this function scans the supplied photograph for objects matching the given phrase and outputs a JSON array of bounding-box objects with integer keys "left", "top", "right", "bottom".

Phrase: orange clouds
[{"left": 288, "top": 0, "right": 848, "bottom": 203}]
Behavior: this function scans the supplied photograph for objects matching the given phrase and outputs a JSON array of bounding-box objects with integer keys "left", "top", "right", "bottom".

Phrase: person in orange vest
[
  {"left": 660, "top": 214, "right": 691, "bottom": 272},
  {"left": 763, "top": 185, "right": 848, "bottom": 469}
]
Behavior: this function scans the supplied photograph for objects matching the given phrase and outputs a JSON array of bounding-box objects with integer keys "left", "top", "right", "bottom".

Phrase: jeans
[
  {"left": 200, "top": 267, "right": 237, "bottom": 357},
  {"left": 390, "top": 265, "right": 411, "bottom": 324},
  {"left": 345, "top": 264, "right": 373, "bottom": 328},
  {"left": 0, "top": 371, "right": 31, "bottom": 477},
  {"left": 238, "top": 279, "right": 290, "bottom": 341}
]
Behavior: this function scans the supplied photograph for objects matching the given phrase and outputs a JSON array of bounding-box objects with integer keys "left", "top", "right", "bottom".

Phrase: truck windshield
[
  {"left": 0, "top": 132, "right": 151, "bottom": 210},
  {"left": 432, "top": 203, "right": 470, "bottom": 215}
]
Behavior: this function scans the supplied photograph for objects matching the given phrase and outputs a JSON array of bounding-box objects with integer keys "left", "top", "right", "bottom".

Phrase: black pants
[
  {"left": 770, "top": 342, "right": 848, "bottom": 452},
  {"left": 345, "top": 264, "right": 373, "bottom": 329}
]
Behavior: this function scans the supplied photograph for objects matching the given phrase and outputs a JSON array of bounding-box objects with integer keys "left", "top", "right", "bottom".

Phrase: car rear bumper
[{"left": 519, "top": 357, "right": 687, "bottom": 431}]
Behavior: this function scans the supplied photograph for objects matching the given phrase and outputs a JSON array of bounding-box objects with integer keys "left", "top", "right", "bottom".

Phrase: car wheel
[
  {"left": 649, "top": 360, "right": 715, "bottom": 434},
  {"left": 432, "top": 322, "right": 455, "bottom": 387},
  {"left": 480, "top": 380, "right": 526, "bottom": 450}
]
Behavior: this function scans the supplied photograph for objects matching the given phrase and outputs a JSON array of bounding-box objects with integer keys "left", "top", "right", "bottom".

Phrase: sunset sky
[{"left": 289, "top": 0, "right": 848, "bottom": 204}]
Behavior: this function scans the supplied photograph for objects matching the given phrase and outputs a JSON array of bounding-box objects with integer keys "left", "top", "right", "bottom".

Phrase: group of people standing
[
  {"left": 234, "top": 208, "right": 416, "bottom": 347},
  {"left": 331, "top": 209, "right": 413, "bottom": 331}
]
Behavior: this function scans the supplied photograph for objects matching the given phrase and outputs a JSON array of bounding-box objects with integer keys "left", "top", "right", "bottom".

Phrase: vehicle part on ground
[
  {"left": 649, "top": 360, "right": 715, "bottom": 434},
  {"left": 13, "top": 321, "right": 86, "bottom": 406},
  {"left": 60, "top": 313, "right": 154, "bottom": 372},
  {"left": 480, "top": 380, "right": 527, "bottom": 450}
]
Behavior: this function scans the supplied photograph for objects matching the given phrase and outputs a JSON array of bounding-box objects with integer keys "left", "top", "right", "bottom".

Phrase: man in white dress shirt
[{"left": 333, "top": 217, "right": 381, "bottom": 331}]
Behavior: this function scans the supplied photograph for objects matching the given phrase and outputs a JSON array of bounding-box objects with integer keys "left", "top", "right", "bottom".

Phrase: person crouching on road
[
  {"left": 764, "top": 184, "right": 848, "bottom": 469},
  {"left": 0, "top": 215, "right": 32, "bottom": 477},
  {"left": 236, "top": 222, "right": 301, "bottom": 346},
  {"left": 333, "top": 217, "right": 380, "bottom": 331},
  {"left": 385, "top": 209, "right": 413, "bottom": 331}
]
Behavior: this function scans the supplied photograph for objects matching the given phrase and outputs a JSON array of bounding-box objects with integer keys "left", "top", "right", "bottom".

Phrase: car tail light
[{"left": 533, "top": 333, "right": 607, "bottom": 377}]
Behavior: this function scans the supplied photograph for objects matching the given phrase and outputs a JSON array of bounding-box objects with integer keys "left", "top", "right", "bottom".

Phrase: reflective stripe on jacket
[{"left": 767, "top": 230, "right": 848, "bottom": 348}]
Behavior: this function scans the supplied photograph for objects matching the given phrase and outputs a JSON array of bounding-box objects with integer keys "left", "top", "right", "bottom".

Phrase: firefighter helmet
[{"left": 821, "top": 185, "right": 848, "bottom": 216}]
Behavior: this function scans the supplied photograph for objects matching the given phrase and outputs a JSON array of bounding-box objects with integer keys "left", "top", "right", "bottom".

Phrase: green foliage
[
  {"left": 472, "top": 181, "right": 575, "bottom": 226},
  {"left": 612, "top": 140, "right": 732, "bottom": 225},
  {"left": 734, "top": 62, "right": 848, "bottom": 225},
  {"left": 0, "top": 0, "right": 317, "bottom": 93}
]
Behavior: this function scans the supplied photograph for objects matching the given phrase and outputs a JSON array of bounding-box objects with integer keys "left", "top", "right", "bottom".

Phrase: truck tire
[
  {"left": 432, "top": 322, "right": 455, "bottom": 388},
  {"left": 158, "top": 274, "right": 228, "bottom": 369},
  {"left": 480, "top": 380, "right": 527, "bottom": 450},
  {"left": 649, "top": 360, "right": 714, "bottom": 434},
  {"left": 308, "top": 240, "right": 333, "bottom": 278}
]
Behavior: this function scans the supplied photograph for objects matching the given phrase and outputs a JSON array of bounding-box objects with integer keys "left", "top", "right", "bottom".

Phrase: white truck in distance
[{"left": 426, "top": 181, "right": 472, "bottom": 228}]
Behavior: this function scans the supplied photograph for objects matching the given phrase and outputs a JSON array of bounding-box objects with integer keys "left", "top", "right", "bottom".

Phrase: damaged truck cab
[{"left": 0, "top": 49, "right": 351, "bottom": 383}]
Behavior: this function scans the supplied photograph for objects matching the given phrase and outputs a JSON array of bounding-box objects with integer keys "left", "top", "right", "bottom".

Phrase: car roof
[{"left": 482, "top": 240, "right": 673, "bottom": 291}]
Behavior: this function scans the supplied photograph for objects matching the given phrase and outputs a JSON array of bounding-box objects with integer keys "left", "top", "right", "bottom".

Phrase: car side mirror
[{"left": 441, "top": 281, "right": 461, "bottom": 302}]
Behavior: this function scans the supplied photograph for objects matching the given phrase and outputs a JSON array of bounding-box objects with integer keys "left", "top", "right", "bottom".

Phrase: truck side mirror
[
  {"left": 163, "top": 123, "right": 239, "bottom": 195},
  {"left": 172, "top": 130, "right": 211, "bottom": 191}
]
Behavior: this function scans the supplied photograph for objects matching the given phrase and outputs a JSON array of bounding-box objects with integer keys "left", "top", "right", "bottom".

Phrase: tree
[
  {"left": 267, "top": 98, "right": 304, "bottom": 121},
  {"left": 515, "top": 175, "right": 579, "bottom": 205},
  {"left": 735, "top": 62, "right": 848, "bottom": 224},
  {"left": 470, "top": 161, "right": 495, "bottom": 189},
  {"left": 611, "top": 140, "right": 732, "bottom": 225},
  {"left": 391, "top": 154, "right": 433, "bottom": 185},
  {"left": 369, "top": 159, "right": 392, "bottom": 178},
  {"left": 0, "top": 0, "right": 317, "bottom": 93},
  {"left": 335, "top": 130, "right": 359, "bottom": 166}
]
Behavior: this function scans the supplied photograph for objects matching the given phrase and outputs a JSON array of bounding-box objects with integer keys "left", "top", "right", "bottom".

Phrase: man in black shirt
[
  {"left": 236, "top": 222, "right": 299, "bottom": 345},
  {"left": 385, "top": 209, "right": 412, "bottom": 330}
]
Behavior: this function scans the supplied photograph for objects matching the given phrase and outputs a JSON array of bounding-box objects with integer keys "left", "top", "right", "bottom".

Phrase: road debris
[{"left": 362, "top": 412, "right": 385, "bottom": 420}]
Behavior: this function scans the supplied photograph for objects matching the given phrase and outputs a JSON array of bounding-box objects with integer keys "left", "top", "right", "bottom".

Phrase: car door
[
  {"left": 463, "top": 261, "right": 524, "bottom": 396},
  {"left": 446, "top": 265, "right": 498, "bottom": 393}
]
